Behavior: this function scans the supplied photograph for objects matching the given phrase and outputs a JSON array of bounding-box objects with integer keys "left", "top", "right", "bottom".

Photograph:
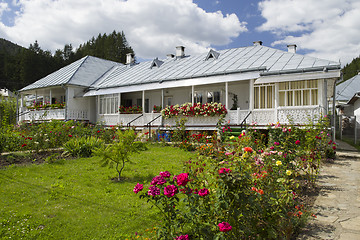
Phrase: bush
[{"left": 62, "top": 136, "right": 105, "bottom": 158}]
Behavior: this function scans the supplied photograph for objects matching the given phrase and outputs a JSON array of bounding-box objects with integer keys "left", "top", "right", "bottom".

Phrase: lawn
[{"left": 0, "top": 144, "right": 196, "bottom": 239}]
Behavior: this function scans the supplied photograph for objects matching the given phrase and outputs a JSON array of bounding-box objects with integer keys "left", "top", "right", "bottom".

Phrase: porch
[{"left": 97, "top": 105, "right": 323, "bottom": 129}]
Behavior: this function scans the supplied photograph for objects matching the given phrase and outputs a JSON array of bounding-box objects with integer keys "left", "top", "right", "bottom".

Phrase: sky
[{"left": 0, "top": 0, "right": 359, "bottom": 65}]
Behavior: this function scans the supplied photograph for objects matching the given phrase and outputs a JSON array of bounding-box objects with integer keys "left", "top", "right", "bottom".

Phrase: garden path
[{"left": 297, "top": 140, "right": 360, "bottom": 240}]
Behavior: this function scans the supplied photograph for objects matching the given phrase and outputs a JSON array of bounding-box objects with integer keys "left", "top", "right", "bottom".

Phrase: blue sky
[{"left": 0, "top": 0, "right": 359, "bottom": 65}]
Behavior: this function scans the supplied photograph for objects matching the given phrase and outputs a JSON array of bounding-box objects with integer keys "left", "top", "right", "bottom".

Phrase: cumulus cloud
[
  {"left": 0, "top": 0, "right": 247, "bottom": 59},
  {"left": 0, "top": 2, "right": 9, "bottom": 17},
  {"left": 257, "top": 0, "right": 360, "bottom": 64}
]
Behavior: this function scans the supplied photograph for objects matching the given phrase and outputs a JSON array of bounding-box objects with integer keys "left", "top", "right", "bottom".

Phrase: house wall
[{"left": 66, "top": 86, "right": 90, "bottom": 121}]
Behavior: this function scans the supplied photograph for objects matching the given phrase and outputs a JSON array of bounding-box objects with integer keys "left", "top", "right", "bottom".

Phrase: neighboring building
[
  {"left": 0, "top": 88, "right": 15, "bottom": 99},
  {"left": 18, "top": 42, "right": 341, "bottom": 130}
]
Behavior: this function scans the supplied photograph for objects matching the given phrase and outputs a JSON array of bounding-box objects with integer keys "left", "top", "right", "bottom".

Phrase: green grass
[{"left": 0, "top": 144, "right": 196, "bottom": 239}]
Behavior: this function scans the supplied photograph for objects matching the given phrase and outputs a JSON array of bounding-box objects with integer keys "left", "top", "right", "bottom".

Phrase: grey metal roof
[
  {"left": 91, "top": 45, "right": 340, "bottom": 90},
  {"left": 20, "top": 56, "right": 121, "bottom": 92},
  {"left": 336, "top": 74, "right": 360, "bottom": 101}
]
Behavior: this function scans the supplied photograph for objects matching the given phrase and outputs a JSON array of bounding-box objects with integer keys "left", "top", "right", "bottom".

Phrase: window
[
  {"left": 99, "top": 94, "right": 119, "bottom": 114},
  {"left": 207, "top": 91, "right": 221, "bottom": 103},
  {"left": 279, "top": 80, "right": 318, "bottom": 107},
  {"left": 194, "top": 92, "right": 203, "bottom": 104},
  {"left": 254, "top": 84, "right": 274, "bottom": 109}
]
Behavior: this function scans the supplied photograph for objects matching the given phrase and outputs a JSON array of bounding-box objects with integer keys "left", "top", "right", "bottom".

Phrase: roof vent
[
  {"left": 126, "top": 53, "right": 135, "bottom": 65},
  {"left": 253, "top": 41, "right": 263, "bottom": 46},
  {"left": 167, "top": 54, "right": 175, "bottom": 59},
  {"left": 150, "top": 58, "right": 164, "bottom": 69},
  {"left": 287, "top": 44, "right": 297, "bottom": 53},
  {"left": 205, "top": 49, "right": 220, "bottom": 60},
  {"left": 176, "top": 46, "right": 185, "bottom": 58}
]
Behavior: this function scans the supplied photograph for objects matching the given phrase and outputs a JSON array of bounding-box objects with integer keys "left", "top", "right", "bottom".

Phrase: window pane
[
  {"left": 254, "top": 87, "right": 259, "bottom": 109},
  {"left": 294, "top": 90, "right": 302, "bottom": 106},
  {"left": 303, "top": 90, "right": 310, "bottom": 105},
  {"left": 311, "top": 89, "right": 318, "bottom": 105},
  {"left": 279, "top": 92, "right": 285, "bottom": 106},
  {"left": 214, "top": 91, "right": 220, "bottom": 103},
  {"left": 260, "top": 86, "right": 266, "bottom": 108},
  {"left": 207, "top": 92, "right": 213, "bottom": 103},
  {"left": 287, "top": 91, "right": 293, "bottom": 106},
  {"left": 106, "top": 98, "right": 111, "bottom": 114},
  {"left": 267, "top": 86, "right": 273, "bottom": 108}
]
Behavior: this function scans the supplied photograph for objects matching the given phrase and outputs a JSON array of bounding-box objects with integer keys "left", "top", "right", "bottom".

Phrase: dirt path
[{"left": 297, "top": 141, "right": 360, "bottom": 240}]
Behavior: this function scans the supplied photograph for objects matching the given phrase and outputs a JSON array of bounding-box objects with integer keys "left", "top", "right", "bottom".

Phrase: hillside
[
  {"left": 0, "top": 38, "right": 25, "bottom": 55},
  {"left": 342, "top": 55, "right": 360, "bottom": 81}
]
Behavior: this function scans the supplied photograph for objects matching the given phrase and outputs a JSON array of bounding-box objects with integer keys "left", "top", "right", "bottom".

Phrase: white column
[
  {"left": 35, "top": 91, "right": 37, "bottom": 106},
  {"left": 225, "top": 82, "right": 229, "bottom": 109},
  {"left": 142, "top": 90, "right": 145, "bottom": 113},
  {"left": 324, "top": 79, "right": 328, "bottom": 113},
  {"left": 20, "top": 94, "right": 24, "bottom": 108},
  {"left": 274, "top": 83, "right": 279, "bottom": 123},
  {"left": 49, "top": 89, "right": 52, "bottom": 104},
  {"left": 161, "top": 89, "right": 164, "bottom": 108},
  {"left": 249, "top": 79, "right": 254, "bottom": 123},
  {"left": 191, "top": 86, "right": 194, "bottom": 105},
  {"left": 118, "top": 93, "right": 121, "bottom": 123}
]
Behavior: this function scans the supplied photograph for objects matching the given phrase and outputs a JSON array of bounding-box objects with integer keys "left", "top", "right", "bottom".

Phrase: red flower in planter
[{"left": 218, "top": 222, "right": 232, "bottom": 232}]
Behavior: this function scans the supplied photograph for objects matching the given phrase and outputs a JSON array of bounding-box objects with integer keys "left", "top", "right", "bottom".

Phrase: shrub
[{"left": 63, "top": 136, "right": 105, "bottom": 158}]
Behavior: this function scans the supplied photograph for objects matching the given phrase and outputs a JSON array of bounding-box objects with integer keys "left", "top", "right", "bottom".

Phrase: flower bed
[
  {"left": 27, "top": 101, "right": 65, "bottom": 110},
  {"left": 134, "top": 116, "right": 336, "bottom": 239},
  {"left": 118, "top": 105, "right": 142, "bottom": 114},
  {"left": 161, "top": 102, "right": 227, "bottom": 119}
]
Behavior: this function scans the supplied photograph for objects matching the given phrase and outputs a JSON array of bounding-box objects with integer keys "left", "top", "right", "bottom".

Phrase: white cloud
[
  {"left": 0, "top": 0, "right": 247, "bottom": 59},
  {"left": 257, "top": 0, "right": 360, "bottom": 64},
  {"left": 0, "top": 2, "right": 9, "bottom": 18}
]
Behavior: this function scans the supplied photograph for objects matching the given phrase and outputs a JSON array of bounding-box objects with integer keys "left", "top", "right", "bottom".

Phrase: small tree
[{"left": 94, "top": 129, "right": 147, "bottom": 181}]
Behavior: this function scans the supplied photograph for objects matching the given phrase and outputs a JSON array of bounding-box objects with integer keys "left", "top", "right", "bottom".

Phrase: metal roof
[
  {"left": 20, "top": 56, "right": 121, "bottom": 92},
  {"left": 20, "top": 45, "right": 341, "bottom": 94},
  {"left": 91, "top": 45, "right": 340, "bottom": 90},
  {"left": 336, "top": 74, "right": 360, "bottom": 101}
]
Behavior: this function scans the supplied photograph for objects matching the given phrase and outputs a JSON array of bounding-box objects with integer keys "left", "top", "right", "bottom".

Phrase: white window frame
[
  {"left": 254, "top": 83, "right": 274, "bottom": 109},
  {"left": 99, "top": 94, "right": 119, "bottom": 114},
  {"left": 278, "top": 80, "right": 318, "bottom": 107}
]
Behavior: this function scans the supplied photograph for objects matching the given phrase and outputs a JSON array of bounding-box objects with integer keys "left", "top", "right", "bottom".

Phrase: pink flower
[
  {"left": 176, "top": 173, "right": 190, "bottom": 186},
  {"left": 164, "top": 185, "right": 178, "bottom": 198},
  {"left": 148, "top": 186, "right": 160, "bottom": 196},
  {"left": 198, "top": 188, "right": 209, "bottom": 197},
  {"left": 151, "top": 176, "right": 167, "bottom": 185},
  {"left": 270, "top": 146, "right": 275, "bottom": 150},
  {"left": 133, "top": 183, "right": 143, "bottom": 194},
  {"left": 295, "top": 140, "right": 300, "bottom": 145},
  {"left": 175, "top": 234, "right": 189, "bottom": 240},
  {"left": 218, "top": 222, "right": 232, "bottom": 232},
  {"left": 159, "top": 171, "right": 171, "bottom": 178},
  {"left": 274, "top": 142, "right": 280, "bottom": 145},
  {"left": 218, "top": 168, "right": 231, "bottom": 175}
]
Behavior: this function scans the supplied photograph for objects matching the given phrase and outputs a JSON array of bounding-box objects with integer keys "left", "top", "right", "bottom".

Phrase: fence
[{"left": 338, "top": 115, "right": 358, "bottom": 144}]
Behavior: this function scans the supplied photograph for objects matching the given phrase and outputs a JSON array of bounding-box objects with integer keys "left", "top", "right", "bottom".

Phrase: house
[
  {"left": 18, "top": 42, "right": 341, "bottom": 130},
  {"left": 0, "top": 88, "right": 15, "bottom": 99}
]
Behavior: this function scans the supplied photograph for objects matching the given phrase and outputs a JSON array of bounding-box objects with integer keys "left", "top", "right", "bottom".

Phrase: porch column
[
  {"left": 324, "top": 79, "right": 328, "bottom": 113},
  {"left": 49, "top": 89, "right": 52, "bottom": 104},
  {"left": 249, "top": 79, "right": 254, "bottom": 123},
  {"left": 118, "top": 93, "right": 121, "bottom": 124},
  {"left": 191, "top": 86, "right": 194, "bottom": 105},
  {"left": 161, "top": 89, "right": 164, "bottom": 108},
  {"left": 318, "top": 79, "right": 324, "bottom": 116},
  {"left": 20, "top": 94, "right": 23, "bottom": 108},
  {"left": 35, "top": 91, "right": 37, "bottom": 105},
  {"left": 97, "top": 96, "right": 100, "bottom": 122},
  {"left": 142, "top": 90, "right": 145, "bottom": 113},
  {"left": 274, "top": 83, "right": 279, "bottom": 123},
  {"left": 225, "top": 82, "right": 229, "bottom": 109}
]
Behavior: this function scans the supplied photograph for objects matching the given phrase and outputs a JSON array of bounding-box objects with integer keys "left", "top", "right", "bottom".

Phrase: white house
[{"left": 18, "top": 42, "right": 341, "bottom": 130}]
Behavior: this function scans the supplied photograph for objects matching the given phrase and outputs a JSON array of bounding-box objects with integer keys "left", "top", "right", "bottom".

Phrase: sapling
[{"left": 94, "top": 129, "right": 147, "bottom": 181}]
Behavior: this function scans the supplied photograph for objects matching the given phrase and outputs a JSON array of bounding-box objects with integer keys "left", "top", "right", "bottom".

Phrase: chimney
[
  {"left": 287, "top": 44, "right": 297, "bottom": 53},
  {"left": 166, "top": 54, "right": 175, "bottom": 59},
  {"left": 126, "top": 53, "right": 135, "bottom": 65},
  {"left": 175, "top": 46, "right": 185, "bottom": 58},
  {"left": 253, "top": 41, "right": 263, "bottom": 46}
]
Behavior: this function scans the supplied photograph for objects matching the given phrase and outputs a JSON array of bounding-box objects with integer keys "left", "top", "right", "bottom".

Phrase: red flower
[
  {"left": 176, "top": 173, "right": 190, "bottom": 186},
  {"left": 243, "top": 147, "right": 253, "bottom": 153},
  {"left": 133, "top": 183, "right": 143, "bottom": 194},
  {"left": 68, "top": 134, "right": 72, "bottom": 137},
  {"left": 218, "top": 222, "right": 232, "bottom": 232},
  {"left": 198, "top": 188, "right": 209, "bottom": 197},
  {"left": 295, "top": 140, "right": 300, "bottom": 145},
  {"left": 219, "top": 168, "right": 231, "bottom": 175},
  {"left": 21, "top": 144, "right": 27, "bottom": 147},
  {"left": 332, "top": 146, "right": 336, "bottom": 150},
  {"left": 164, "top": 185, "right": 178, "bottom": 198}
]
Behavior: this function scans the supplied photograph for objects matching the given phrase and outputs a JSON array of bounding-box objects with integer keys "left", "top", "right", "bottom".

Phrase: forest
[{"left": 0, "top": 30, "right": 134, "bottom": 91}]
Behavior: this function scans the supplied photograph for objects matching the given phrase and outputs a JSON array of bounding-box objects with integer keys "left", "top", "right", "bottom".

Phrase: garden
[{"left": 0, "top": 98, "right": 337, "bottom": 239}]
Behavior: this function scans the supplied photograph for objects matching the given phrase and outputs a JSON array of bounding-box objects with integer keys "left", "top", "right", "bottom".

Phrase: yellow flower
[
  {"left": 229, "top": 136, "right": 235, "bottom": 139},
  {"left": 276, "top": 160, "right": 282, "bottom": 166},
  {"left": 286, "top": 170, "right": 292, "bottom": 175}
]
